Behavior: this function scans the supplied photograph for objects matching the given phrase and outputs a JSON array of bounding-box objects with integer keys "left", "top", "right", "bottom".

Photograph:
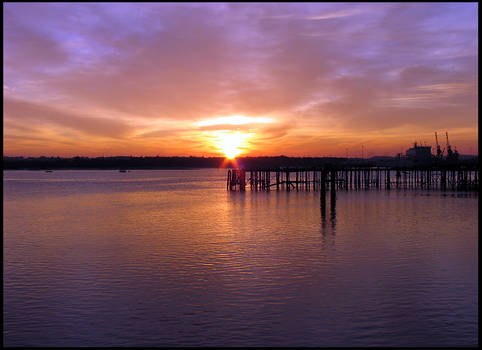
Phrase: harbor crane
[
  {"left": 434, "top": 132, "right": 444, "bottom": 159},
  {"left": 445, "top": 132, "right": 459, "bottom": 161},
  {"left": 446, "top": 132, "right": 453, "bottom": 158}
]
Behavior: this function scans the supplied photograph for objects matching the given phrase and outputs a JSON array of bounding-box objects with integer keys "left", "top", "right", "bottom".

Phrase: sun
[
  {"left": 213, "top": 131, "right": 252, "bottom": 159},
  {"left": 195, "top": 114, "right": 275, "bottom": 158}
]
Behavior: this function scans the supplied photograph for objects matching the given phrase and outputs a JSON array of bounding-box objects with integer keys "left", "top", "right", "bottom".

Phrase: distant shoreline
[
  {"left": 3, "top": 155, "right": 478, "bottom": 170},
  {"left": 3, "top": 167, "right": 210, "bottom": 171}
]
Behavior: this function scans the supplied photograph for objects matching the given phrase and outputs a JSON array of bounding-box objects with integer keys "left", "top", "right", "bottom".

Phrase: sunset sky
[{"left": 3, "top": 2, "right": 478, "bottom": 157}]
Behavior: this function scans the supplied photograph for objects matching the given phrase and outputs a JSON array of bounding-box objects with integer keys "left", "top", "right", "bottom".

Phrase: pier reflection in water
[{"left": 320, "top": 194, "right": 336, "bottom": 237}]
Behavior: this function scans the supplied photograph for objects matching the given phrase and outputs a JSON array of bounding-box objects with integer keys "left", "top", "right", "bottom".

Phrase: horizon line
[{"left": 4, "top": 154, "right": 479, "bottom": 159}]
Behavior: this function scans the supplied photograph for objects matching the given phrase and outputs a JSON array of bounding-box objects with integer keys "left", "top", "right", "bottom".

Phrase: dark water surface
[{"left": 3, "top": 169, "right": 478, "bottom": 346}]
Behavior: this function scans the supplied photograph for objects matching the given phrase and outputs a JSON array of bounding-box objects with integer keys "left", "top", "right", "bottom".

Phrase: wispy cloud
[
  {"left": 304, "top": 8, "right": 367, "bottom": 20},
  {"left": 4, "top": 98, "right": 132, "bottom": 139}
]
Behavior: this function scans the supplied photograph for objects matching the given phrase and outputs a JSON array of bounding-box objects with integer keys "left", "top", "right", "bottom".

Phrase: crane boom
[
  {"left": 435, "top": 132, "right": 443, "bottom": 158},
  {"left": 446, "top": 131, "right": 453, "bottom": 158}
]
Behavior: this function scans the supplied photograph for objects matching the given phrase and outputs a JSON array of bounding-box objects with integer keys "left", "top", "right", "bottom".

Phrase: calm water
[{"left": 3, "top": 169, "right": 478, "bottom": 346}]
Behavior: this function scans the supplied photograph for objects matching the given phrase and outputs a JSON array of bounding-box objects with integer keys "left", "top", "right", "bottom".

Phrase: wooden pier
[{"left": 227, "top": 167, "right": 479, "bottom": 193}]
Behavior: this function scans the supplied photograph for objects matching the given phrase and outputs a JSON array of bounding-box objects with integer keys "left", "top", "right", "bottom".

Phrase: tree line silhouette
[{"left": 4, "top": 155, "right": 478, "bottom": 170}]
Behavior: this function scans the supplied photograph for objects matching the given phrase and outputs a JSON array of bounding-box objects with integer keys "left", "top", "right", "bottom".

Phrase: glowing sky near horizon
[{"left": 3, "top": 2, "right": 478, "bottom": 157}]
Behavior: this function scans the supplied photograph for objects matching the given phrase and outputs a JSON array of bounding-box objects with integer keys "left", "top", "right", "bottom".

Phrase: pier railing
[{"left": 227, "top": 167, "right": 479, "bottom": 192}]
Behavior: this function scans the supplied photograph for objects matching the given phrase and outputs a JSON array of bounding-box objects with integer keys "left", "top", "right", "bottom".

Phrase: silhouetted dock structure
[{"left": 227, "top": 167, "right": 479, "bottom": 193}]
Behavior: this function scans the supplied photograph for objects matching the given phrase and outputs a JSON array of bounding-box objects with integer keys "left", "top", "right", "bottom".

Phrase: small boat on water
[
  {"left": 119, "top": 169, "right": 127, "bottom": 173},
  {"left": 45, "top": 170, "right": 53, "bottom": 173}
]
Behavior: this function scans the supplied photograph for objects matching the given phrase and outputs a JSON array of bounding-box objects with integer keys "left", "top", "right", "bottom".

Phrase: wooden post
[{"left": 240, "top": 169, "right": 246, "bottom": 191}]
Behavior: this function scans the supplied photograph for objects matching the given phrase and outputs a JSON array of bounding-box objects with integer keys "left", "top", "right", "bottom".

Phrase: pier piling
[{"left": 227, "top": 166, "right": 478, "bottom": 194}]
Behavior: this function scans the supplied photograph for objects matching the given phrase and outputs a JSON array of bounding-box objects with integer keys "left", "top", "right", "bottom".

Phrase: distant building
[{"left": 405, "top": 142, "right": 432, "bottom": 165}]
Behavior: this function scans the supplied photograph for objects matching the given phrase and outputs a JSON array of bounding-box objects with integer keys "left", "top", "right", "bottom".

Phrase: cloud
[
  {"left": 135, "top": 128, "right": 187, "bottom": 138},
  {"left": 4, "top": 98, "right": 132, "bottom": 139},
  {"left": 3, "top": 3, "right": 478, "bottom": 156},
  {"left": 3, "top": 4, "right": 71, "bottom": 71},
  {"left": 305, "top": 8, "right": 367, "bottom": 21}
]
